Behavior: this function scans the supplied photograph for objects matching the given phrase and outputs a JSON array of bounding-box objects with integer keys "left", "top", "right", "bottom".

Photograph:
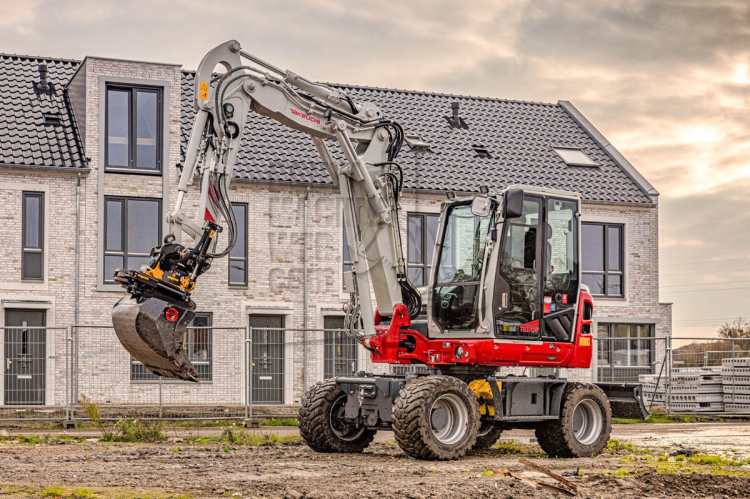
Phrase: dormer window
[{"left": 553, "top": 147, "right": 597, "bottom": 167}]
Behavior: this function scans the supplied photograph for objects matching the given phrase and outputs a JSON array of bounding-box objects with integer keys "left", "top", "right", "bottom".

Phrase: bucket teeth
[{"left": 112, "top": 296, "right": 199, "bottom": 382}]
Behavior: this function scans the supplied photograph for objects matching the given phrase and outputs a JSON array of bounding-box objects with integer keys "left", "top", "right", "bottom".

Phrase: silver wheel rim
[
  {"left": 430, "top": 393, "right": 469, "bottom": 445},
  {"left": 572, "top": 399, "right": 603, "bottom": 446},
  {"left": 330, "top": 395, "right": 366, "bottom": 441},
  {"left": 478, "top": 420, "right": 495, "bottom": 438}
]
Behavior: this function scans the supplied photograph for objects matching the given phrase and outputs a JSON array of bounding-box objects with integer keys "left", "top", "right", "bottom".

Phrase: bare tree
[{"left": 718, "top": 317, "right": 750, "bottom": 339}]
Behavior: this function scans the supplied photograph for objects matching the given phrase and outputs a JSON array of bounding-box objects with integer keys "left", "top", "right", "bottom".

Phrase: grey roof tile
[
  {"left": 0, "top": 54, "right": 651, "bottom": 204},
  {"left": 182, "top": 72, "right": 652, "bottom": 204},
  {"left": 0, "top": 54, "right": 85, "bottom": 169}
]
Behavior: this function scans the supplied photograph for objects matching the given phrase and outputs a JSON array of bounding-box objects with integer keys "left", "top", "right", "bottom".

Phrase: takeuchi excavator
[{"left": 112, "top": 40, "right": 648, "bottom": 460}]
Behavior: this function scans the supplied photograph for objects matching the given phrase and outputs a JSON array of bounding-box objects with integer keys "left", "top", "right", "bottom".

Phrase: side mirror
[
  {"left": 471, "top": 196, "right": 491, "bottom": 217},
  {"left": 502, "top": 188, "right": 524, "bottom": 219}
]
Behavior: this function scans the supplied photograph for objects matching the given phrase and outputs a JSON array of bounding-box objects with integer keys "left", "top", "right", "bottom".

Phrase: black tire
[
  {"left": 535, "top": 382, "right": 611, "bottom": 458},
  {"left": 392, "top": 375, "right": 479, "bottom": 460},
  {"left": 472, "top": 420, "right": 503, "bottom": 450},
  {"left": 298, "top": 379, "right": 376, "bottom": 453}
]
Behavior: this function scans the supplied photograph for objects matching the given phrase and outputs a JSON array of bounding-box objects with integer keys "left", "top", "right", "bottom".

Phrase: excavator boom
[{"left": 112, "top": 40, "right": 420, "bottom": 380}]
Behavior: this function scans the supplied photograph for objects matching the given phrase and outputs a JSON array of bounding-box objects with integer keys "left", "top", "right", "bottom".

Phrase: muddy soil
[{"left": 0, "top": 424, "right": 749, "bottom": 498}]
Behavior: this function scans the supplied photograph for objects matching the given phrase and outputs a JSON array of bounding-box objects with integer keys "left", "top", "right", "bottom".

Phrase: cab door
[
  {"left": 493, "top": 196, "right": 543, "bottom": 338},
  {"left": 539, "top": 197, "right": 580, "bottom": 342}
]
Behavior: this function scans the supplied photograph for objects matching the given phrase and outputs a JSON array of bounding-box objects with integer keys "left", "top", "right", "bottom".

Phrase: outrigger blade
[{"left": 112, "top": 295, "right": 199, "bottom": 382}]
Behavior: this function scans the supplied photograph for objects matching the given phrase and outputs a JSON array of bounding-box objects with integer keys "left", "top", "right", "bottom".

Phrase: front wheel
[
  {"left": 392, "top": 375, "right": 479, "bottom": 460},
  {"left": 535, "top": 382, "right": 611, "bottom": 458},
  {"left": 299, "top": 379, "right": 376, "bottom": 453}
]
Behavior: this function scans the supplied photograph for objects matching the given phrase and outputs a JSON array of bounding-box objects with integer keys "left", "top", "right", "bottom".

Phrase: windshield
[{"left": 433, "top": 203, "right": 495, "bottom": 331}]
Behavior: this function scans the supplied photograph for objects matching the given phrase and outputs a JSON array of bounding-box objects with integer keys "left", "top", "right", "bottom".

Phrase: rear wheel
[
  {"left": 472, "top": 420, "right": 503, "bottom": 450},
  {"left": 392, "top": 375, "right": 479, "bottom": 460},
  {"left": 535, "top": 382, "right": 611, "bottom": 458},
  {"left": 299, "top": 379, "right": 376, "bottom": 453}
]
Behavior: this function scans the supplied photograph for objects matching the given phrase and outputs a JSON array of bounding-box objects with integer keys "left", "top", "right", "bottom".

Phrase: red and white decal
[
  {"left": 520, "top": 320, "right": 539, "bottom": 333},
  {"left": 290, "top": 108, "right": 320, "bottom": 124}
]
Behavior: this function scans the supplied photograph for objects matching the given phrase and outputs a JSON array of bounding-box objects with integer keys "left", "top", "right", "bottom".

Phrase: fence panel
[
  {"left": 595, "top": 336, "right": 669, "bottom": 412},
  {"left": 71, "top": 325, "right": 247, "bottom": 421},
  {"left": 0, "top": 326, "right": 70, "bottom": 421},
  {"left": 668, "top": 337, "right": 750, "bottom": 415}
]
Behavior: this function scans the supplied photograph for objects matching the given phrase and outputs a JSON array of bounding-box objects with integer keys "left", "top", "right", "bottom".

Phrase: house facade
[{"left": 0, "top": 52, "right": 671, "bottom": 410}]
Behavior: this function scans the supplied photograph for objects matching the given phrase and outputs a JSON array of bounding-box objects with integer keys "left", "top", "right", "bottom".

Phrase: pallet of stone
[
  {"left": 722, "top": 357, "right": 750, "bottom": 368},
  {"left": 670, "top": 401, "right": 725, "bottom": 413},
  {"left": 723, "top": 384, "right": 750, "bottom": 395},
  {"left": 668, "top": 393, "right": 724, "bottom": 404},
  {"left": 725, "top": 404, "right": 750, "bottom": 413}
]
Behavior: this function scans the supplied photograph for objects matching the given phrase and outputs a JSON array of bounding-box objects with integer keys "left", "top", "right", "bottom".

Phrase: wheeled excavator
[{"left": 112, "top": 40, "right": 648, "bottom": 460}]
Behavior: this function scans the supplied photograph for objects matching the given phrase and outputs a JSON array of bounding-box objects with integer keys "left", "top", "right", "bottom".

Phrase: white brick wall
[{"left": 0, "top": 56, "right": 671, "bottom": 407}]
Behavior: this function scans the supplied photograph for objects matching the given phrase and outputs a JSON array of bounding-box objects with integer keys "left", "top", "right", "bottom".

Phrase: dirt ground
[{"left": 1, "top": 423, "right": 750, "bottom": 498}]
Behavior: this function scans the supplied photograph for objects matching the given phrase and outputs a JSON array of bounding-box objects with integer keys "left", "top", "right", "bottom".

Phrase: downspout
[
  {"left": 74, "top": 172, "right": 81, "bottom": 327},
  {"left": 74, "top": 171, "right": 81, "bottom": 403},
  {"left": 302, "top": 186, "right": 310, "bottom": 391}
]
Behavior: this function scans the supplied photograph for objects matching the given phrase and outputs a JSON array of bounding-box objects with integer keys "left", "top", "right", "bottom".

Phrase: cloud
[{"left": 0, "top": 0, "right": 748, "bottom": 336}]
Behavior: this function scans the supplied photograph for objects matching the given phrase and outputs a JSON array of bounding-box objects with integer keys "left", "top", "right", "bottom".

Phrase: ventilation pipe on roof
[
  {"left": 33, "top": 63, "right": 55, "bottom": 96},
  {"left": 447, "top": 101, "right": 467, "bottom": 129}
]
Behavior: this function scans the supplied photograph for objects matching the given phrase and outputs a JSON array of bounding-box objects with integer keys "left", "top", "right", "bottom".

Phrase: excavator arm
[{"left": 112, "top": 40, "right": 420, "bottom": 381}]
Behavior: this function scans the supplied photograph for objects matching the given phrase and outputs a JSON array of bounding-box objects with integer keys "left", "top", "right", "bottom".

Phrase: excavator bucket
[{"left": 112, "top": 296, "right": 199, "bottom": 382}]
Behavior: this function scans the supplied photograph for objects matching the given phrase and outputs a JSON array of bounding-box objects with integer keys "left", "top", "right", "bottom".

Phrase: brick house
[{"left": 0, "top": 52, "right": 671, "bottom": 409}]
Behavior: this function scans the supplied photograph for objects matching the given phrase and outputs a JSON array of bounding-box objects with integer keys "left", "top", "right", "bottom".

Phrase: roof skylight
[{"left": 553, "top": 147, "right": 597, "bottom": 167}]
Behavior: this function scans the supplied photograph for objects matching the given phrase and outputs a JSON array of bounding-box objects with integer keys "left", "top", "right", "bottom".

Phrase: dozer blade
[{"left": 112, "top": 296, "right": 199, "bottom": 382}]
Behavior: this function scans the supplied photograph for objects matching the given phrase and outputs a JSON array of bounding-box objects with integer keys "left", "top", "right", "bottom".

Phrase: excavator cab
[{"left": 428, "top": 186, "right": 582, "bottom": 344}]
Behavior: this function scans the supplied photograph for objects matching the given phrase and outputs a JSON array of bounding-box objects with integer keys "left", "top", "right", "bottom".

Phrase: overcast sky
[{"left": 2, "top": 0, "right": 749, "bottom": 337}]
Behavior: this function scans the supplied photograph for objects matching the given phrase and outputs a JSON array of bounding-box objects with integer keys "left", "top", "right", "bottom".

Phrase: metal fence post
[
  {"left": 666, "top": 336, "right": 672, "bottom": 415},
  {"left": 65, "top": 328, "right": 71, "bottom": 422},
  {"left": 158, "top": 376, "right": 163, "bottom": 419},
  {"left": 246, "top": 327, "right": 253, "bottom": 421}
]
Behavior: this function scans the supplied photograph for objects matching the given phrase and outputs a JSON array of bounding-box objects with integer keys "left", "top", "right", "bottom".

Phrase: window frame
[
  {"left": 582, "top": 222, "right": 624, "bottom": 298},
  {"left": 104, "top": 84, "right": 163, "bottom": 174},
  {"left": 407, "top": 212, "right": 440, "bottom": 287},
  {"left": 21, "top": 191, "right": 44, "bottom": 281},
  {"left": 131, "top": 312, "right": 213, "bottom": 382},
  {"left": 103, "top": 196, "right": 162, "bottom": 284},
  {"left": 597, "top": 323, "right": 653, "bottom": 368},
  {"left": 228, "top": 202, "right": 248, "bottom": 287}
]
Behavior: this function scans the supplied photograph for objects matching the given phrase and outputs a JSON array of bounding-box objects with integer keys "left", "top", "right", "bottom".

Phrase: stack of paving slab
[
  {"left": 722, "top": 357, "right": 750, "bottom": 413},
  {"left": 639, "top": 367, "right": 724, "bottom": 413}
]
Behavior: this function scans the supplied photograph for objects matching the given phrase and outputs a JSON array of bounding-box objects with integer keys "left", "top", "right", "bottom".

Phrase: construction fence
[{"left": 0, "top": 326, "right": 749, "bottom": 422}]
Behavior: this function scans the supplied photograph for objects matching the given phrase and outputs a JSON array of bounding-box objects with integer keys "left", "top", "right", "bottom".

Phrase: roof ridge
[
  {"left": 326, "top": 82, "right": 559, "bottom": 107},
  {"left": 180, "top": 70, "right": 557, "bottom": 106},
  {"left": 0, "top": 53, "right": 81, "bottom": 65}
]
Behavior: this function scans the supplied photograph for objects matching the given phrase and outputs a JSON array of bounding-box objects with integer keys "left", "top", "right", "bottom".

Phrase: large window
[
  {"left": 104, "top": 197, "right": 161, "bottom": 282},
  {"left": 22, "top": 192, "right": 44, "bottom": 280},
  {"left": 106, "top": 85, "right": 162, "bottom": 172},
  {"left": 229, "top": 203, "right": 248, "bottom": 286},
  {"left": 582, "top": 223, "right": 623, "bottom": 297},
  {"left": 131, "top": 313, "right": 213, "bottom": 381},
  {"left": 407, "top": 213, "right": 439, "bottom": 286},
  {"left": 597, "top": 323, "right": 652, "bottom": 367}
]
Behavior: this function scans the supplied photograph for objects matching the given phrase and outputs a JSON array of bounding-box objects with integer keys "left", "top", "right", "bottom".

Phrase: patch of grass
[
  {"left": 614, "top": 408, "right": 750, "bottom": 425},
  {"left": 687, "top": 454, "right": 750, "bottom": 467},
  {"left": 0, "top": 434, "right": 88, "bottom": 445},
  {"left": 184, "top": 430, "right": 301, "bottom": 447},
  {"left": 260, "top": 417, "right": 298, "bottom": 427},
  {"left": 111, "top": 419, "right": 166, "bottom": 443},
  {"left": 605, "top": 439, "right": 651, "bottom": 455},
  {"left": 41, "top": 486, "right": 67, "bottom": 497},
  {"left": 615, "top": 468, "right": 633, "bottom": 477},
  {"left": 484, "top": 440, "right": 543, "bottom": 456}
]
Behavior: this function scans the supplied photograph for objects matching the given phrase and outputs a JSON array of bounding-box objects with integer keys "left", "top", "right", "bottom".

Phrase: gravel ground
[{"left": 0, "top": 423, "right": 749, "bottom": 498}]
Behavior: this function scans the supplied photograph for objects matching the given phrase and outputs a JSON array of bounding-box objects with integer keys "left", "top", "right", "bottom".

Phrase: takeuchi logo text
[{"left": 290, "top": 108, "right": 320, "bottom": 124}]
